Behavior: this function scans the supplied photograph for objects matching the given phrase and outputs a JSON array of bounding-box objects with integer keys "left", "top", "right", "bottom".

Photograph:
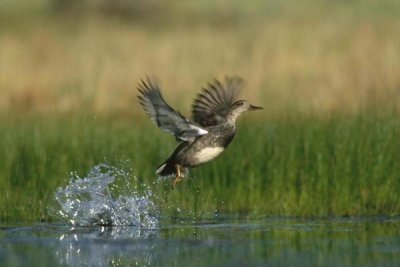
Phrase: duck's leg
[{"left": 172, "top": 164, "right": 182, "bottom": 189}]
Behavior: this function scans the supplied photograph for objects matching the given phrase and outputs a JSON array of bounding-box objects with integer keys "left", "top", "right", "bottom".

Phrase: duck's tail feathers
[{"left": 156, "top": 161, "right": 176, "bottom": 176}]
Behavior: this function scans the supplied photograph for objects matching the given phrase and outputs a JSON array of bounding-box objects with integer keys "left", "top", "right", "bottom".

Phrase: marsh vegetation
[{"left": 1, "top": 0, "right": 400, "bottom": 223}]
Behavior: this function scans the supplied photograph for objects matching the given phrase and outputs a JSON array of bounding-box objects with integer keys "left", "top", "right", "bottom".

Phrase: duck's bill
[{"left": 249, "top": 105, "right": 263, "bottom": 111}]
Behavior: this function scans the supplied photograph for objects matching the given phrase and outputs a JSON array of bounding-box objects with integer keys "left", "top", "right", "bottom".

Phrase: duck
[{"left": 137, "top": 76, "right": 262, "bottom": 188}]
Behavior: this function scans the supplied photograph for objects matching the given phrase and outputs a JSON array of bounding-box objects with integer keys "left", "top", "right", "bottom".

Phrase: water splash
[{"left": 54, "top": 163, "right": 158, "bottom": 228}]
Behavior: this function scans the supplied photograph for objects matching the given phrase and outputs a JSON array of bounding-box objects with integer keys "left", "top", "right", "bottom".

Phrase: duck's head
[{"left": 227, "top": 100, "right": 263, "bottom": 122}]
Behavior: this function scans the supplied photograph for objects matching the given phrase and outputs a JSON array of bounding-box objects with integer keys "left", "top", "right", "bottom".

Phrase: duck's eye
[{"left": 234, "top": 101, "right": 242, "bottom": 106}]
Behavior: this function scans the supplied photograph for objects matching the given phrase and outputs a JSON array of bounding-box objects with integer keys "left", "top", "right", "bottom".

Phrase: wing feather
[
  {"left": 192, "top": 76, "right": 244, "bottom": 127},
  {"left": 137, "top": 78, "right": 208, "bottom": 141}
]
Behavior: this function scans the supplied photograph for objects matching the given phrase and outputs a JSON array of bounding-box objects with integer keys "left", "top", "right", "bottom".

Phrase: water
[
  {"left": 1, "top": 164, "right": 400, "bottom": 266},
  {"left": 1, "top": 218, "right": 400, "bottom": 266}
]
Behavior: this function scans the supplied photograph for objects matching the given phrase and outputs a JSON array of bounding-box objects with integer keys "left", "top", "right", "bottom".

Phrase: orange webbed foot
[{"left": 171, "top": 164, "right": 183, "bottom": 189}]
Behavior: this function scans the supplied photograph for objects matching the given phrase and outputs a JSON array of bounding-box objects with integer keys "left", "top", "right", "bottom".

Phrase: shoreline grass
[
  {"left": 1, "top": 110, "right": 399, "bottom": 224},
  {"left": 1, "top": 1, "right": 400, "bottom": 224}
]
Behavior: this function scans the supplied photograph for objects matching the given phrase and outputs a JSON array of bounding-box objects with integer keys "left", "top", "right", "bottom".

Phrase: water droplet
[{"left": 53, "top": 164, "right": 159, "bottom": 228}]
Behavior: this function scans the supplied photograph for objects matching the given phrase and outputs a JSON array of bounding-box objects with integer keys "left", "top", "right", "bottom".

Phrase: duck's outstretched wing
[
  {"left": 192, "top": 76, "right": 244, "bottom": 127},
  {"left": 137, "top": 78, "right": 208, "bottom": 142}
]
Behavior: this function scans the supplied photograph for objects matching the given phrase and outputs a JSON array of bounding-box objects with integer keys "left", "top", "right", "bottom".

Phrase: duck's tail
[{"left": 156, "top": 160, "right": 176, "bottom": 177}]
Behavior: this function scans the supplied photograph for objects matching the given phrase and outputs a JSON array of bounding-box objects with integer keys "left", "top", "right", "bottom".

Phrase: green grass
[
  {"left": 1, "top": 0, "right": 400, "bottom": 224},
  {"left": 1, "top": 110, "right": 399, "bottom": 224}
]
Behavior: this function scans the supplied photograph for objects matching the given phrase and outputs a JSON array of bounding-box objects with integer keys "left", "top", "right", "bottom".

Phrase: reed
[
  {"left": 0, "top": 110, "right": 399, "bottom": 223},
  {"left": 1, "top": 0, "right": 400, "bottom": 223}
]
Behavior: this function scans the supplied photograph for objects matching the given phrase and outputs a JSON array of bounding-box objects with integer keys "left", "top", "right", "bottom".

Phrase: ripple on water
[{"left": 54, "top": 163, "right": 158, "bottom": 228}]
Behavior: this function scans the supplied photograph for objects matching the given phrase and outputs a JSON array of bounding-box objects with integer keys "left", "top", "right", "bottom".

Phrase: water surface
[{"left": 1, "top": 217, "right": 399, "bottom": 267}]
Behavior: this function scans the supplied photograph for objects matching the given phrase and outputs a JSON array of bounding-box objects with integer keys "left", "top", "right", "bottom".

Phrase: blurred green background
[{"left": 1, "top": 0, "right": 400, "bottom": 223}]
